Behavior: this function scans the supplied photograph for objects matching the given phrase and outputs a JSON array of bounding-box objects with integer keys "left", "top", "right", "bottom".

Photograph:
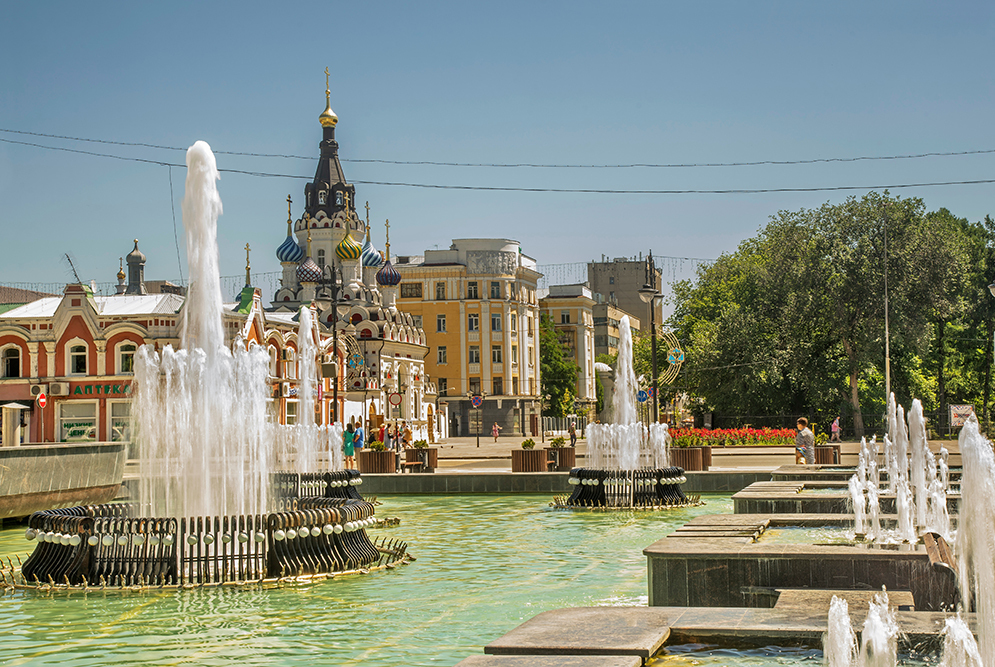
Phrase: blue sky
[{"left": 2, "top": 1, "right": 993, "bottom": 307}]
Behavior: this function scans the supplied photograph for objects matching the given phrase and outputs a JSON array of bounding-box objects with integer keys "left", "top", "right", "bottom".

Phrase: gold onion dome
[
  {"left": 335, "top": 231, "right": 363, "bottom": 261},
  {"left": 319, "top": 102, "right": 338, "bottom": 128},
  {"left": 116, "top": 258, "right": 126, "bottom": 281}
]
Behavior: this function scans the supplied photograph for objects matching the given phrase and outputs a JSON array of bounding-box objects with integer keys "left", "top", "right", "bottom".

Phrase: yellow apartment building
[{"left": 393, "top": 239, "right": 542, "bottom": 437}]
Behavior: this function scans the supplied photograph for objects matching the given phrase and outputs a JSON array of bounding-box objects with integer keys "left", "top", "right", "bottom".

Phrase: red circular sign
[
  {"left": 471, "top": 395, "right": 483, "bottom": 408},
  {"left": 388, "top": 392, "right": 402, "bottom": 406},
  {"left": 36, "top": 393, "right": 47, "bottom": 408}
]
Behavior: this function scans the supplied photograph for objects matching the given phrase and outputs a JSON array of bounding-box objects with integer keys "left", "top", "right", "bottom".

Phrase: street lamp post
[
  {"left": 639, "top": 259, "right": 662, "bottom": 424},
  {"left": 987, "top": 282, "right": 995, "bottom": 432},
  {"left": 315, "top": 264, "right": 343, "bottom": 424}
]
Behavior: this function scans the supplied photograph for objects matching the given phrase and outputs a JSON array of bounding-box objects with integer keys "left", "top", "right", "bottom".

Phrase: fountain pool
[{"left": 1, "top": 494, "right": 729, "bottom": 666}]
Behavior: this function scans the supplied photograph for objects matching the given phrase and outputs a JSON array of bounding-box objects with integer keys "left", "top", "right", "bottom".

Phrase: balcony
[
  {"left": 491, "top": 331, "right": 502, "bottom": 343},
  {"left": 468, "top": 363, "right": 480, "bottom": 374},
  {"left": 468, "top": 332, "right": 480, "bottom": 342}
]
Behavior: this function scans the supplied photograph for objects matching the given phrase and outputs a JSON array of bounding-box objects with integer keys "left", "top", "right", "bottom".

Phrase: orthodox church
[{"left": 269, "top": 76, "right": 441, "bottom": 442}]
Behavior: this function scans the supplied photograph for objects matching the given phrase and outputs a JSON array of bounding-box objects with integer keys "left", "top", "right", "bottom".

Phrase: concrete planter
[
  {"left": 511, "top": 448, "right": 549, "bottom": 473},
  {"left": 404, "top": 448, "right": 438, "bottom": 472},
  {"left": 544, "top": 447, "right": 576, "bottom": 471},
  {"left": 669, "top": 446, "right": 705, "bottom": 471},
  {"left": 358, "top": 450, "right": 397, "bottom": 474}
]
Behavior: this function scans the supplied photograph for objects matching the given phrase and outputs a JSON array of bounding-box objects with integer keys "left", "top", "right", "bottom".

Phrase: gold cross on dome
[
  {"left": 365, "top": 201, "right": 370, "bottom": 224},
  {"left": 286, "top": 195, "right": 292, "bottom": 220},
  {"left": 324, "top": 67, "right": 330, "bottom": 92},
  {"left": 343, "top": 190, "right": 351, "bottom": 212}
]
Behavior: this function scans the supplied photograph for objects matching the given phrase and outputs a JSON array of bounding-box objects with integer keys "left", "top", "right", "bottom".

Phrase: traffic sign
[
  {"left": 636, "top": 390, "right": 648, "bottom": 403},
  {"left": 36, "top": 392, "right": 47, "bottom": 409},
  {"left": 470, "top": 394, "right": 483, "bottom": 408},
  {"left": 388, "top": 392, "right": 402, "bottom": 406}
]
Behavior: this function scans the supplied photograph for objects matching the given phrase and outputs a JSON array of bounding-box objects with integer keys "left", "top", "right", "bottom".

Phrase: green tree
[
  {"left": 669, "top": 192, "right": 971, "bottom": 437},
  {"left": 539, "top": 313, "right": 579, "bottom": 418}
]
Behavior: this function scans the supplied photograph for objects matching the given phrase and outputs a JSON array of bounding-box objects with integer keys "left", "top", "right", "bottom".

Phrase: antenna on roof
[{"left": 64, "top": 253, "right": 83, "bottom": 284}]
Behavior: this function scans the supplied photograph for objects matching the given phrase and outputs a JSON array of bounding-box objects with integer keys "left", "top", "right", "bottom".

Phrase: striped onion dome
[
  {"left": 361, "top": 234, "right": 383, "bottom": 268},
  {"left": 296, "top": 256, "right": 322, "bottom": 283},
  {"left": 276, "top": 233, "right": 304, "bottom": 263},
  {"left": 335, "top": 232, "right": 363, "bottom": 261},
  {"left": 375, "top": 259, "right": 401, "bottom": 286}
]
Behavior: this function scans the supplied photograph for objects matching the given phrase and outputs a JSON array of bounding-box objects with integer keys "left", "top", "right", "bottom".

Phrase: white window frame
[
  {"left": 286, "top": 400, "right": 299, "bottom": 426},
  {"left": 492, "top": 346, "right": 502, "bottom": 364},
  {"left": 468, "top": 346, "right": 480, "bottom": 364},
  {"left": 491, "top": 313, "right": 502, "bottom": 331},
  {"left": 116, "top": 341, "right": 138, "bottom": 375},
  {"left": 108, "top": 399, "right": 132, "bottom": 442},
  {"left": 437, "top": 346, "right": 447, "bottom": 364},
  {"left": 65, "top": 337, "right": 89, "bottom": 376},
  {"left": 268, "top": 345, "right": 279, "bottom": 376},
  {"left": 468, "top": 314, "right": 479, "bottom": 332},
  {"left": 285, "top": 349, "right": 297, "bottom": 380},
  {"left": 57, "top": 400, "right": 98, "bottom": 442},
  {"left": 437, "top": 314, "right": 446, "bottom": 332}
]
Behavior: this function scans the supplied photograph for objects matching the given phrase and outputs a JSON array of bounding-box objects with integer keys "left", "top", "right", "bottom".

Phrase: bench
[
  {"left": 401, "top": 461, "right": 424, "bottom": 473},
  {"left": 923, "top": 531, "right": 959, "bottom": 609}
]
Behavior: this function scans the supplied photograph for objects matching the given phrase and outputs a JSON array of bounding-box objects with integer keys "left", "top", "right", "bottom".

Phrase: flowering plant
[{"left": 668, "top": 427, "right": 796, "bottom": 448}]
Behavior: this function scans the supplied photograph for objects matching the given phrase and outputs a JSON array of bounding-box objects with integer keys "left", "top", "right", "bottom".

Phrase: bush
[
  {"left": 521, "top": 439, "right": 536, "bottom": 450},
  {"left": 550, "top": 436, "right": 567, "bottom": 448},
  {"left": 368, "top": 440, "right": 386, "bottom": 452},
  {"left": 412, "top": 439, "right": 429, "bottom": 449}
]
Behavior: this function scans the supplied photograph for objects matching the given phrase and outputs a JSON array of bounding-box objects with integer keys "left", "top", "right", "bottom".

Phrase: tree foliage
[
  {"left": 539, "top": 313, "right": 580, "bottom": 418},
  {"left": 669, "top": 192, "right": 984, "bottom": 437}
]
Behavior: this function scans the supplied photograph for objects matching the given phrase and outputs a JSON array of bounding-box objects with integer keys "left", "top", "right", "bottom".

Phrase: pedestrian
[
  {"left": 354, "top": 419, "right": 365, "bottom": 452},
  {"left": 401, "top": 421, "right": 413, "bottom": 449},
  {"left": 378, "top": 422, "right": 386, "bottom": 447},
  {"left": 795, "top": 417, "right": 814, "bottom": 465},
  {"left": 568, "top": 422, "right": 577, "bottom": 447},
  {"left": 491, "top": 422, "right": 502, "bottom": 442},
  {"left": 830, "top": 417, "right": 841, "bottom": 443},
  {"left": 343, "top": 422, "right": 356, "bottom": 469}
]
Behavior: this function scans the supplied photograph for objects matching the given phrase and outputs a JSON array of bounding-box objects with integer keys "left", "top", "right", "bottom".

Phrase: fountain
[
  {"left": 848, "top": 396, "right": 951, "bottom": 545},
  {"left": 16, "top": 142, "right": 408, "bottom": 589},
  {"left": 554, "top": 317, "right": 697, "bottom": 509}
]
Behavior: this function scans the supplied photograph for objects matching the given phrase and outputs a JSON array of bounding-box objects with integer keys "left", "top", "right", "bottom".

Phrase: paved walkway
[{"left": 426, "top": 436, "right": 963, "bottom": 473}]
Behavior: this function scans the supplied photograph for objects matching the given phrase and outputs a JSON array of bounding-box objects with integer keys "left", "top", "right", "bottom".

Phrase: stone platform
[
  {"left": 645, "top": 513, "right": 958, "bottom": 611},
  {"left": 732, "top": 480, "right": 961, "bottom": 515},
  {"left": 462, "top": 601, "right": 973, "bottom": 665}
]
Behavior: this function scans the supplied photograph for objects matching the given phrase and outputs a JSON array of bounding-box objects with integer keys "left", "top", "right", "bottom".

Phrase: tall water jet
[
  {"left": 939, "top": 615, "right": 983, "bottom": 667},
  {"left": 824, "top": 595, "right": 858, "bottom": 667},
  {"left": 955, "top": 414, "right": 995, "bottom": 664},
  {"left": 858, "top": 590, "right": 898, "bottom": 667},
  {"left": 134, "top": 141, "right": 274, "bottom": 519}
]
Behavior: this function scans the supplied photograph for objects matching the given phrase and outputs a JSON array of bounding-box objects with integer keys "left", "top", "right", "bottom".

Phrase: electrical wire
[
  {"left": 2, "top": 136, "right": 994, "bottom": 195},
  {"left": 2, "top": 127, "right": 994, "bottom": 169}
]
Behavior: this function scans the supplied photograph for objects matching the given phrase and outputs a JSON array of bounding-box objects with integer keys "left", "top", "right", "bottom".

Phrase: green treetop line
[{"left": 665, "top": 191, "right": 995, "bottom": 438}]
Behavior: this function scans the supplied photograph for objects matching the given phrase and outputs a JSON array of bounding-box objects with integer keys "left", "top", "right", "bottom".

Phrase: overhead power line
[
  {"left": 2, "top": 127, "right": 994, "bottom": 169},
  {"left": 2, "top": 136, "right": 994, "bottom": 195}
]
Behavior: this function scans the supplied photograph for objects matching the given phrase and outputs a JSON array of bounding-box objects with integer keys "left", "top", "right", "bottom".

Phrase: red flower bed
[{"left": 668, "top": 426, "right": 796, "bottom": 448}]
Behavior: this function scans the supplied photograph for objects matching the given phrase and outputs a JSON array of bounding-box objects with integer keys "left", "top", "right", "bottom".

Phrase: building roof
[
  {"left": 0, "top": 293, "right": 185, "bottom": 319},
  {"left": 0, "top": 286, "right": 58, "bottom": 305}
]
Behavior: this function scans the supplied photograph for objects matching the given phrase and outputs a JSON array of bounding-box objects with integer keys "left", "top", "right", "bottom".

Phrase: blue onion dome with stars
[
  {"left": 296, "top": 256, "right": 322, "bottom": 283},
  {"left": 361, "top": 231, "right": 383, "bottom": 268},
  {"left": 335, "top": 231, "right": 363, "bottom": 261},
  {"left": 376, "top": 259, "right": 401, "bottom": 286}
]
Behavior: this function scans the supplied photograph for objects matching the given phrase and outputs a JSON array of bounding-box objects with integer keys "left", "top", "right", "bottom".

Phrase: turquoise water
[{"left": 0, "top": 494, "right": 735, "bottom": 667}]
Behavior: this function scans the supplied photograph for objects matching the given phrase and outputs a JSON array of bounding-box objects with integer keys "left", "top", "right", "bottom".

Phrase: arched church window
[
  {"left": 317, "top": 249, "right": 326, "bottom": 269},
  {"left": 318, "top": 190, "right": 327, "bottom": 205},
  {"left": 335, "top": 192, "right": 343, "bottom": 206}
]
